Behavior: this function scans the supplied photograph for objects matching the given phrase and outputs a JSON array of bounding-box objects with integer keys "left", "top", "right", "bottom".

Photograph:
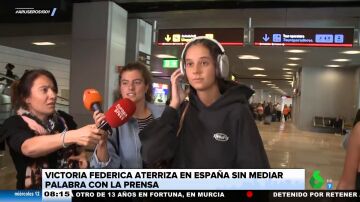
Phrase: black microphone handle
[
  {"left": 91, "top": 102, "right": 103, "bottom": 113},
  {"left": 97, "top": 120, "right": 113, "bottom": 135},
  {"left": 89, "top": 102, "right": 112, "bottom": 135}
]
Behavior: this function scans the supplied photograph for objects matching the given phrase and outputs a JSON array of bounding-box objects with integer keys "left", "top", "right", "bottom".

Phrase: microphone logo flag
[{"left": 114, "top": 103, "right": 128, "bottom": 120}]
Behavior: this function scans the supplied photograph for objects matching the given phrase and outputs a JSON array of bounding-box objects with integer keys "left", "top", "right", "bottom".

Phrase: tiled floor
[
  {"left": 0, "top": 146, "right": 17, "bottom": 190},
  {"left": 0, "top": 121, "right": 347, "bottom": 190},
  {"left": 258, "top": 121, "right": 346, "bottom": 189}
]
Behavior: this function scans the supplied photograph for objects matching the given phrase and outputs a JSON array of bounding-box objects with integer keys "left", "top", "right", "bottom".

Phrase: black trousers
[{"left": 0, "top": 140, "right": 5, "bottom": 151}]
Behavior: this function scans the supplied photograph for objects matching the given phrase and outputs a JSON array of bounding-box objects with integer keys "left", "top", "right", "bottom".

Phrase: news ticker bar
[
  {"left": 42, "top": 169, "right": 305, "bottom": 190},
  {"left": 1, "top": 190, "right": 360, "bottom": 202}
]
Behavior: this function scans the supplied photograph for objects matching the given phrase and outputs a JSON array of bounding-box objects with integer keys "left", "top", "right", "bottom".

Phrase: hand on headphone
[{"left": 169, "top": 68, "right": 189, "bottom": 109}]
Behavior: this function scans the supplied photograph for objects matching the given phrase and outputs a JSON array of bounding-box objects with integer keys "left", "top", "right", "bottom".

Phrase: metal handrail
[
  {"left": 57, "top": 96, "right": 69, "bottom": 103},
  {"left": 0, "top": 72, "right": 17, "bottom": 81},
  {"left": 55, "top": 102, "right": 69, "bottom": 107}
]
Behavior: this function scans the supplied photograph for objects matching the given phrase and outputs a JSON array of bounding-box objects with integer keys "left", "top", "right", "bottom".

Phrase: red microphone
[
  {"left": 104, "top": 98, "right": 136, "bottom": 128},
  {"left": 83, "top": 89, "right": 136, "bottom": 135}
]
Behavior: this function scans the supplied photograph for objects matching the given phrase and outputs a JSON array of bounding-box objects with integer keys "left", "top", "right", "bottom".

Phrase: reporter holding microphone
[
  {"left": 1, "top": 69, "right": 104, "bottom": 189},
  {"left": 90, "top": 62, "right": 164, "bottom": 169}
]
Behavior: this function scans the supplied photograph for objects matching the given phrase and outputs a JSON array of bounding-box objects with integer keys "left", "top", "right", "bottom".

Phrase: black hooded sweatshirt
[{"left": 140, "top": 81, "right": 270, "bottom": 169}]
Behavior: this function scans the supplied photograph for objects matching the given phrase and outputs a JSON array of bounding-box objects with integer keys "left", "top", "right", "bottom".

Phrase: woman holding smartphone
[{"left": 140, "top": 37, "right": 269, "bottom": 168}]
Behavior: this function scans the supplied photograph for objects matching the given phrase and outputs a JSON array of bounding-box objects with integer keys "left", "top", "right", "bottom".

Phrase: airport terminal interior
[{"left": 1, "top": 0, "right": 360, "bottom": 190}]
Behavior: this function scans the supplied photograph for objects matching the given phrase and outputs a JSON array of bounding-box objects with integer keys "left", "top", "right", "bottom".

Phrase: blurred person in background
[
  {"left": 283, "top": 104, "right": 290, "bottom": 122},
  {"left": 0, "top": 63, "right": 18, "bottom": 86},
  {"left": 288, "top": 104, "right": 292, "bottom": 120},
  {"left": 264, "top": 102, "right": 272, "bottom": 125},
  {"left": 275, "top": 103, "right": 282, "bottom": 121},
  {"left": 256, "top": 103, "right": 264, "bottom": 121}
]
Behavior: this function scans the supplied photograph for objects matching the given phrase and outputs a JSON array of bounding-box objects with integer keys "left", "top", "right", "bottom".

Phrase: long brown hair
[{"left": 118, "top": 62, "right": 153, "bottom": 102}]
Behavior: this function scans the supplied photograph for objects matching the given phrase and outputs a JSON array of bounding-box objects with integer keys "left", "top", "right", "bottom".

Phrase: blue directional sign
[
  {"left": 315, "top": 34, "right": 333, "bottom": 43},
  {"left": 262, "top": 34, "right": 270, "bottom": 42},
  {"left": 334, "top": 34, "right": 344, "bottom": 43},
  {"left": 273, "top": 34, "right": 282, "bottom": 42},
  {"left": 254, "top": 28, "right": 353, "bottom": 47}
]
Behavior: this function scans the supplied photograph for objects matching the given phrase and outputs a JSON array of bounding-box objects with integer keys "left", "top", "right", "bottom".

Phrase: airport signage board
[
  {"left": 254, "top": 28, "right": 354, "bottom": 47},
  {"left": 157, "top": 28, "right": 244, "bottom": 46},
  {"left": 162, "top": 59, "right": 179, "bottom": 68}
]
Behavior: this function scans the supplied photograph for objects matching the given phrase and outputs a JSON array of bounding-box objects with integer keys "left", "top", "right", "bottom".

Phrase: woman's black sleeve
[
  {"left": 140, "top": 106, "right": 180, "bottom": 167},
  {"left": 3, "top": 116, "right": 34, "bottom": 154}
]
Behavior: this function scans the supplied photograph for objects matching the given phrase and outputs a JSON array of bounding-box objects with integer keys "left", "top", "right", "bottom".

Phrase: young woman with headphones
[{"left": 140, "top": 36, "right": 270, "bottom": 168}]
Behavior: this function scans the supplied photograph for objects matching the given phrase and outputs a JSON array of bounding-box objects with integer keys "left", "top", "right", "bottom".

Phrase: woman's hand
[
  {"left": 92, "top": 111, "right": 109, "bottom": 145},
  {"left": 68, "top": 124, "right": 104, "bottom": 147},
  {"left": 93, "top": 110, "right": 106, "bottom": 128},
  {"left": 169, "top": 68, "right": 189, "bottom": 109},
  {"left": 92, "top": 110, "right": 109, "bottom": 146}
]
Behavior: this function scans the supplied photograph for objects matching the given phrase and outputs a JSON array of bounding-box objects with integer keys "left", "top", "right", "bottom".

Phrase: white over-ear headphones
[{"left": 180, "top": 36, "right": 229, "bottom": 79}]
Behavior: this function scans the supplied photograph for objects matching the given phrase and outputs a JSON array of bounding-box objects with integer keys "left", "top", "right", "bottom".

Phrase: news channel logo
[{"left": 309, "top": 170, "right": 333, "bottom": 190}]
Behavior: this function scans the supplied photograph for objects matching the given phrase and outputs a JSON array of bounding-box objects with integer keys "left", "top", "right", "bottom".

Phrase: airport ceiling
[{"left": 1, "top": 0, "right": 360, "bottom": 96}]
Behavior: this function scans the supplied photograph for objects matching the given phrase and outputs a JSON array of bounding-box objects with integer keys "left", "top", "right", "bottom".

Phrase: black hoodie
[{"left": 140, "top": 81, "right": 270, "bottom": 169}]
